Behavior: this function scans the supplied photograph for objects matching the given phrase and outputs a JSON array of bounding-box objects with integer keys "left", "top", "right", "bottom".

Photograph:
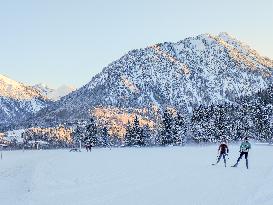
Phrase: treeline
[
  {"left": 4, "top": 86, "right": 273, "bottom": 149},
  {"left": 72, "top": 118, "right": 122, "bottom": 148},
  {"left": 191, "top": 86, "right": 273, "bottom": 143},
  {"left": 191, "top": 103, "right": 272, "bottom": 143},
  {"left": 72, "top": 109, "right": 188, "bottom": 148},
  {"left": 73, "top": 85, "right": 273, "bottom": 147}
]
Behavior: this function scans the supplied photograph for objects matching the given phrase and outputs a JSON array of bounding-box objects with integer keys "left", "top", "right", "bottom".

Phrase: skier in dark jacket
[
  {"left": 232, "top": 137, "right": 251, "bottom": 169},
  {"left": 213, "top": 140, "right": 229, "bottom": 167},
  {"left": 85, "top": 140, "right": 92, "bottom": 152}
]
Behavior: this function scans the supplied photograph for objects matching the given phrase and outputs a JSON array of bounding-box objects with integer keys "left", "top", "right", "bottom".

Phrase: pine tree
[
  {"left": 110, "top": 135, "right": 122, "bottom": 147},
  {"left": 173, "top": 112, "right": 187, "bottom": 145},
  {"left": 160, "top": 109, "right": 175, "bottom": 146},
  {"left": 124, "top": 120, "right": 133, "bottom": 146},
  {"left": 101, "top": 127, "right": 110, "bottom": 147},
  {"left": 85, "top": 118, "right": 98, "bottom": 146},
  {"left": 141, "top": 125, "right": 152, "bottom": 146},
  {"left": 255, "top": 105, "right": 271, "bottom": 142},
  {"left": 72, "top": 125, "right": 83, "bottom": 148},
  {"left": 131, "top": 116, "right": 144, "bottom": 146}
]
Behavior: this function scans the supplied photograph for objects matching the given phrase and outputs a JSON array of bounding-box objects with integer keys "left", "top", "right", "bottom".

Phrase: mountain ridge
[
  {"left": 0, "top": 75, "right": 52, "bottom": 127},
  {"left": 33, "top": 83, "right": 76, "bottom": 101},
  {"left": 0, "top": 74, "right": 47, "bottom": 100},
  {"left": 26, "top": 32, "right": 273, "bottom": 128}
]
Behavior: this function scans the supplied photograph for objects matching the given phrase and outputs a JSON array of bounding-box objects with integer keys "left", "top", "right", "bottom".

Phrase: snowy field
[{"left": 1, "top": 144, "right": 273, "bottom": 205}]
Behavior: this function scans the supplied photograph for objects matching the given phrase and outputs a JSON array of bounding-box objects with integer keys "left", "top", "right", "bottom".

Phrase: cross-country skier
[
  {"left": 231, "top": 137, "right": 251, "bottom": 169},
  {"left": 212, "top": 140, "right": 229, "bottom": 167},
  {"left": 85, "top": 140, "right": 92, "bottom": 152}
]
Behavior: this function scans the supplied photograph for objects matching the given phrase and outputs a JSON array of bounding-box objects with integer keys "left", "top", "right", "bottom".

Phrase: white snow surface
[{"left": 0, "top": 145, "right": 273, "bottom": 205}]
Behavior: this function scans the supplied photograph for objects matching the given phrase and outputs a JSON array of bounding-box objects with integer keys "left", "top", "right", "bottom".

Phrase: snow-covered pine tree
[
  {"left": 85, "top": 118, "right": 98, "bottom": 146},
  {"left": 173, "top": 112, "right": 187, "bottom": 145},
  {"left": 191, "top": 105, "right": 214, "bottom": 143},
  {"left": 124, "top": 120, "right": 133, "bottom": 146},
  {"left": 213, "top": 105, "right": 225, "bottom": 142},
  {"left": 110, "top": 134, "right": 122, "bottom": 147},
  {"left": 72, "top": 125, "right": 83, "bottom": 148},
  {"left": 159, "top": 109, "right": 175, "bottom": 146},
  {"left": 255, "top": 105, "right": 271, "bottom": 142},
  {"left": 141, "top": 125, "right": 152, "bottom": 146},
  {"left": 131, "top": 116, "right": 144, "bottom": 146},
  {"left": 100, "top": 126, "right": 110, "bottom": 147}
]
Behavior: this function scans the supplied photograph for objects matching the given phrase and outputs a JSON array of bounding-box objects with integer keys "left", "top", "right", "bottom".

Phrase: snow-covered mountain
[
  {"left": 26, "top": 33, "right": 273, "bottom": 126},
  {"left": 33, "top": 84, "right": 76, "bottom": 101},
  {"left": 0, "top": 75, "right": 52, "bottom": 127}
]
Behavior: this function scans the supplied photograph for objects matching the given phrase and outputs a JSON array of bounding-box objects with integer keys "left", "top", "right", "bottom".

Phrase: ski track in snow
[{"left": 0, "top": 145, "right": 273, "bottom": 205}]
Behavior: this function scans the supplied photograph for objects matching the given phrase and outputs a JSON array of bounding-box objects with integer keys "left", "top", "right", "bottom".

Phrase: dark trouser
[
  {"left": 216, "top": 153, "right": 227, "bottom": 166},
  {"left": 235, "top": 152, "right": 249, "bottom": 168}
]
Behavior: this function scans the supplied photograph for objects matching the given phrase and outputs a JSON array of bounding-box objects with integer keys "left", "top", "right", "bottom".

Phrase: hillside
[
  {"left": 0, "top": 75, "right": 52, "bottom": 127},
  {"left": 30, "top": 33, "right": 273, "bottom": 127}
]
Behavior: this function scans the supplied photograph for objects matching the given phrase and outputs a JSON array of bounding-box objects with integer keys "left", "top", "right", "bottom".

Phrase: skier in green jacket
[{"left": 232, "top": 137, "right": 251, "bottom": 169}]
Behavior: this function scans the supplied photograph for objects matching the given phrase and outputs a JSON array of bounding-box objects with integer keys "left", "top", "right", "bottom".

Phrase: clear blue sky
[{"left": 0, "top": 0, "right": 272, "bottom": 88}]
